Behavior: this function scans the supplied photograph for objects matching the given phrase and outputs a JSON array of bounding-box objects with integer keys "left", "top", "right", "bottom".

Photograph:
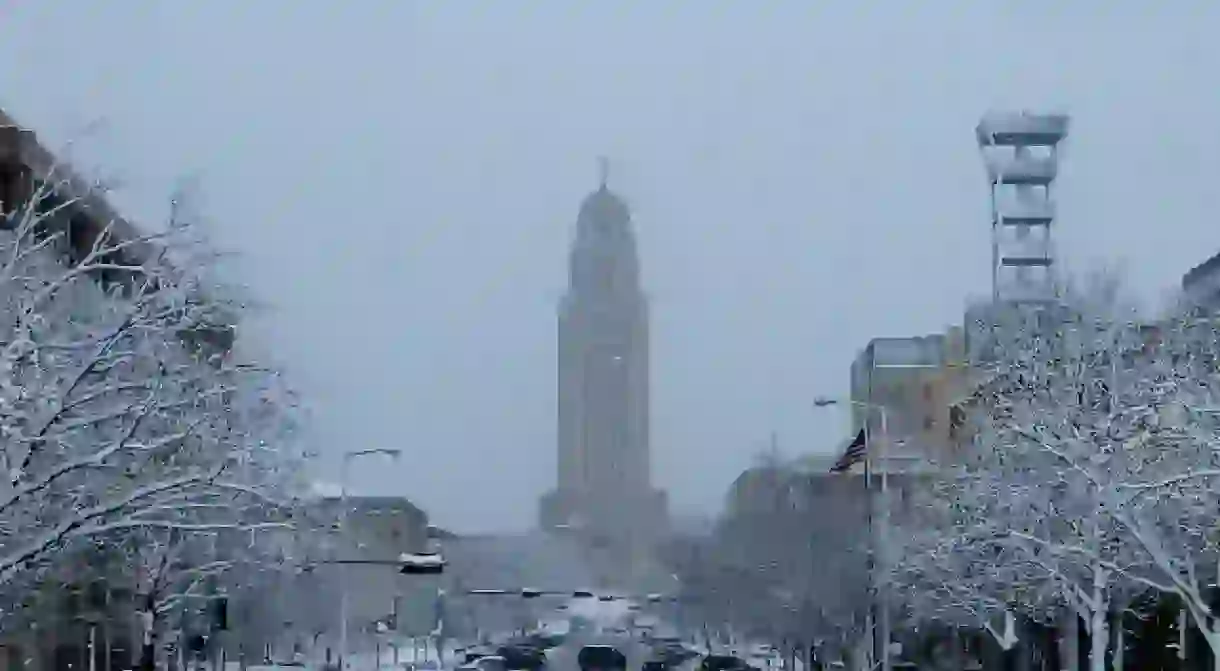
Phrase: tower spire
[{"left": 597, "top": 156, "right": 609, "bottom": 191}]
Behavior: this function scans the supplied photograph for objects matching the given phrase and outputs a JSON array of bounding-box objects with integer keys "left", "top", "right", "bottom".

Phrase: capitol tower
[{"left": 539, "top": 160, "right": 667, "bottom": 582}]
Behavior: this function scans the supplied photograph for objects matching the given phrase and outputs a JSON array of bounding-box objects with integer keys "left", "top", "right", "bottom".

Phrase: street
[{"left": 544, "top": 635, "right": 649, "bottom": 671}]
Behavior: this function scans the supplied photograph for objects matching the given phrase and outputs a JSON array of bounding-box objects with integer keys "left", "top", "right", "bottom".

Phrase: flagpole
[
  {"left": 877, "top": 407, "right": 892, "bottom": 671},
  {"left": 863, "top": 417, "right": 875, "bottom": 669},
  {"left": 814, "top": 397, "right": 892, "bottom": 671}
]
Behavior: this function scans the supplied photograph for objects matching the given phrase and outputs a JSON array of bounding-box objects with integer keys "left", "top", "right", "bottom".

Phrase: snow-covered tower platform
[{"left": 976, "top": 111, "right": 1070, "bottom": 303}]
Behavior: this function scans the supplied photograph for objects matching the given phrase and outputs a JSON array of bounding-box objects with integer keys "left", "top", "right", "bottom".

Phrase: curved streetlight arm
[
  {"left": 813, "top": 396, "right": 886, "bottom": 413},
  {"left": 344, "top": 447, "right": 403, "bottom": 462}
]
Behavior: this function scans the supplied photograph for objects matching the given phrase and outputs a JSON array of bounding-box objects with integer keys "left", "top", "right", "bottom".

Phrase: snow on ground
[
  {"left": 299, "top": 637, "right": 465, "bottom": 671},
  {"left": 537, "top": 617, "right": 571, "bottom": 636},
  {"left": 562, "top": 595, "right": 634, "bottom": 629}
]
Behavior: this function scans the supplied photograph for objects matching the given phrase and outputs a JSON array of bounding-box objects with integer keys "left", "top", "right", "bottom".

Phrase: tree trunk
[
  {"left": 1089, "top": 567, "right": 1110, "bottom": 671},
  {"left": 1015, "top": 618, "right": 1032, "bottom": 671},
  {"left": 1199, "top": 628, "right": 1220, "bottom": 671},
  {"left": 1060, "top": 607, "right": 1080, "bottom": 671},
  {"left": 138, "top": 595, "right": 157, "bottom": 671},
  {"left": 1111, "top": 610, "right": 1123, "bottom": 671},
  {"left": 1089, "top": 608, "right": 1108, "bottom": 671}
]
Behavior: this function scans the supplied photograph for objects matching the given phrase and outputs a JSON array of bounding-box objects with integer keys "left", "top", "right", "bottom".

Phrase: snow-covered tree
[
  {"left": 119, "top": 362, "right": 310, "bottom": 668},
  {"left": 893, "top": 482, "right": 1031, "bottom": 652},
  {"left": 700, "top": 459, "right": 871, "bottom": 663},
  {"left": 0, "top": 173, "right": 311, "bottom": 664},
  {"left": 963, "top": 305, "right": 1157, "bottom": 670},
  {"left": 1061, "top": 306, "right": 1220, "bottom": 669},
  {"left": 901, "top": 274, "right": 1220, "bottom": 671}
]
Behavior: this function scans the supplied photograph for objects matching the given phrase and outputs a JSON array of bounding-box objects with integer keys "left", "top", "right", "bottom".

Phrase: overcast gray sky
[{"left": 1, "top": 2, "right": 1217, "bottom": 533}]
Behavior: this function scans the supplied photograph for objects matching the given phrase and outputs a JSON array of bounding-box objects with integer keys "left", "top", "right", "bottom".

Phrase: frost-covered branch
[
  {"left": 0, "top": 467, "right": 222, "bottom": 582},
  {"left": 905, "top": 277, "right": 1220, "bottom": 668},
  {"left": 0, "top": 168, "right": 311, "bottom": 652}
]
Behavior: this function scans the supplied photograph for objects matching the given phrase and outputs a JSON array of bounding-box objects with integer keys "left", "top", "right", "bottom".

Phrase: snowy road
[{"left": 544, "top": 635, "right": 651, "bottom": 671}]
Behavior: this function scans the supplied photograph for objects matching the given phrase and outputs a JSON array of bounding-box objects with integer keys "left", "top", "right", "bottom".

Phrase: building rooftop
[
  {"left": 308, "top": 481, "right": 427, "bottom": 516},
  {"left": 866, "top": 334, "right": 947, "bottom": 368},
  {"left": 976, "top": 111, "right": 1070, "bottom": 147},
  {"left": 0, "top": 108, "right": 147, "bottom": 263},
  {"left": 1183, "top": 249, "right": 1220, "bottom": 290}
]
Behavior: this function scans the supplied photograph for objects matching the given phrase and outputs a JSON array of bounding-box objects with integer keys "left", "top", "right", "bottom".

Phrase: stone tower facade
[{"left": 540, "top": 165, "right": 667, "bottom": 581}]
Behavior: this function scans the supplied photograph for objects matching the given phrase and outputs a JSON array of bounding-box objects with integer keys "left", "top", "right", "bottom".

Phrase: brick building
[
  {"left": 0, "top": 109, "right": 163, "bottom": 671},
  {"left": 838, "top": 327, "right": 968, "bottom": 475},
  {"left": 0, "top": 108, "right": 242, "bottom": 671}
]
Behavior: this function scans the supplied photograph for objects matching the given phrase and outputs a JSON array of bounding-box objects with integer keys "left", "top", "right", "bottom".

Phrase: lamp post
[
  {"left": 814, "top": 396, "right": 892, "bottom": 671},
  {"left": 669, "top": 574, "right": 685, "bottom": 637},
  {"left": 339, "top": 448, "right": 402, "bottom": 670}
]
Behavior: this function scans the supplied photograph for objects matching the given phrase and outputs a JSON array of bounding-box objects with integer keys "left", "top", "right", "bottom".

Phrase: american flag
[{"left": 829, "top": 429, "right": 867, "bottom": 473}]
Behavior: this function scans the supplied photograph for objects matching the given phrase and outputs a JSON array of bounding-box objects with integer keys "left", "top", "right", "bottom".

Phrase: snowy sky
[{"left": 1, "top": 2, "right": 1217, "bottom": 533}]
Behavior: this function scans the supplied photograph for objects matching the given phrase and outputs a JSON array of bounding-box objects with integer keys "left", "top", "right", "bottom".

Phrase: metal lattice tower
[{"left": 976, "top": 111, "right": 1070, "bottom": 303}]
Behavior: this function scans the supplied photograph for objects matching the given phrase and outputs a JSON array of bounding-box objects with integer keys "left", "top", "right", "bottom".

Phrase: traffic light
[{"left": 212, "top": 597, "right": 229, "bottom": 631}]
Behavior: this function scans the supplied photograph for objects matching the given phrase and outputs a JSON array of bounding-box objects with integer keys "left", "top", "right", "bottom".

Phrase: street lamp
[
  {"left": 339, "top": 447, "right": 403, "bottom": 670},
  {"left": 813, "top": 397, "right": 893, "bottom": 671}
]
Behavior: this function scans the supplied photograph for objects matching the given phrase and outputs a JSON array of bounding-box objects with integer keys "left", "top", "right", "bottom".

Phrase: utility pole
[{"left": 392, "top": 596, "right": 400, "bottom": 668}]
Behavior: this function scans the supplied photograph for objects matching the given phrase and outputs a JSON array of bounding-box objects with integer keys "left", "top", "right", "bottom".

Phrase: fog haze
[{"left": 1, "top": 1, "right": 1216, "bottom": 532}]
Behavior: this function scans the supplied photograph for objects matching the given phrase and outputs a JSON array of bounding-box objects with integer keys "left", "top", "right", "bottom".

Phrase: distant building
[
  {"left": 976, "top": 111, "right": 1070, "bottom": 304},
  {"left": 439, "top": 532, "right": 598, "bottom": 637},
  {"left": 1183, "top": 251, "right": 1220, "bottom": 309},
  {"left": 715, "top": 457, "right": 874, "bottom": 643},
  {"left": 225, "top": 491, "right": 432, "bottom": 663},
  {"left": 538, "top": 161, "right": 667, "bottom": 584},
  {"left": 725, "top": 453, "right": 835, "bottom": 520},
  {"left": 838, "top": 328, "right": 968, "bottom": 475},
  {"left": 315, "top": 494, "right": 431, "bottom": 655},
  {"left": 1, "top": 110, "right": 157, "bottom": 293}
]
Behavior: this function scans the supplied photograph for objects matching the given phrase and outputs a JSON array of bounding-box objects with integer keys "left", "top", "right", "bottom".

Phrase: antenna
[{"left": 597, "top": 156, "right": 609, "bottom": 190}]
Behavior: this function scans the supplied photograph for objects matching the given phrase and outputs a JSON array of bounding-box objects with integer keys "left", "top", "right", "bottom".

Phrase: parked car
[
  {"left": 651, "top": 643, "right": 695, "bottom": 666},
  {"left": 496, "top": 645, "right": 547, "bottom": 671},
  {"left": 578, "top": 645, "right": 627, "bottom": 671},
  {"left": 464, "top": 648, "right": 495, "bottom": 664},
  {"left": 532, "top": 633, "right": 565, "bottom": 649},
  {"left": 699, "top": 655, "right": 750, "bottom": 671},
  {"left": 459, "top": 655, "right": 508, "bottom": 671}
]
